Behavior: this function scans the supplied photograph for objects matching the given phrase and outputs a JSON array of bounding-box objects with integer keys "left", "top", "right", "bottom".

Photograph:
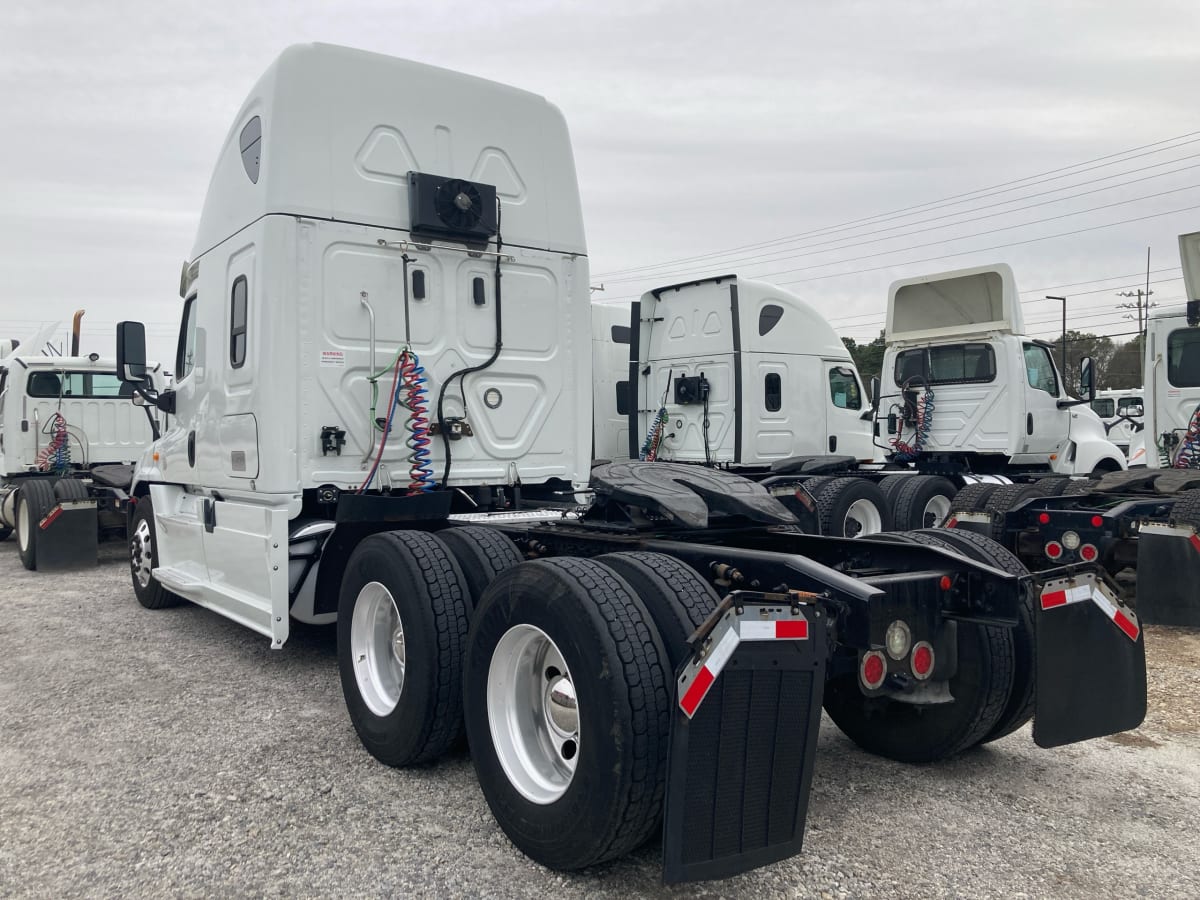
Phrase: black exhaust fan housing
[{"left": 407, "top": 172, "right": 498, "bottom": 246}]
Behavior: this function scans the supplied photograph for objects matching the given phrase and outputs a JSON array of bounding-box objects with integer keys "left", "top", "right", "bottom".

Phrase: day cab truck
[
  {"left": 111, "top": 43, "right": 1147, "bottom": 884},
  {"left": 0, "top": 315, "right": 167, "bottom": 570},
  {"left": 948, "top": 233, "right": 1200, "bottom": 624}
]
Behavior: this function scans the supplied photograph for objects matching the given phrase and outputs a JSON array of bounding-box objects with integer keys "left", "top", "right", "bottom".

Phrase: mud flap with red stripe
[
  {"left": 662, "top": 595, "right": 826, "bottom": 884},
  {"left": 35, "top": 499, "right": 99, "bottom": 571},
  {"left": 1032, "top": 571, "right": 1146, "bottom": 748}
]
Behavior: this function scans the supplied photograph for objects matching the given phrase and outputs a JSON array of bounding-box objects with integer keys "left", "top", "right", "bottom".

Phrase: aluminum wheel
[
  {"left": 350, "top": 581, "right": 406, "bottom": 718},
  {"left": 130, "top": 518, "right": 153, "bottom": 588},
  {"left": 17, "top": 495, "right": 30, "bottom": 553},
  {"left": 922, "top": 494, "right": 952, "bottom": 529},
  {"left": 487, "top": 624, "right": 579, "bottom": 805},
  {"left": 843, "top": 498, "right": 884, "bottom": 537}
]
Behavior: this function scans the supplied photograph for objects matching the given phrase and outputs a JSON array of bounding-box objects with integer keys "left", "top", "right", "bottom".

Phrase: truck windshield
[
  {"left": 894, "top": 343, "right": 996, "bottom": 386},
  {"left": 1167, "top": 329, "right": 1200, "bottom": 387},
  {"left": 26, "top": 371, "right": 126, "bottom": 398},
  {"left": 1091, "top": 398, "right": 1115, "bottom": 417}
]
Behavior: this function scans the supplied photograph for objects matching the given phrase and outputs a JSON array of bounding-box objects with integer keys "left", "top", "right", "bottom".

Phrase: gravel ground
[{"left": 1, "top": 541, "right": 1198, "bottom": 899}]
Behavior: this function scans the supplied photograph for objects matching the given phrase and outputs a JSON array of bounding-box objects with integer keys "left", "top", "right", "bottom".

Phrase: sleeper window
[
  {"left": 230, "top": 276, "right": 248, "bottom": 368},
  {"left": 764, "top": 372, "right": 782, "bottom": 412}
]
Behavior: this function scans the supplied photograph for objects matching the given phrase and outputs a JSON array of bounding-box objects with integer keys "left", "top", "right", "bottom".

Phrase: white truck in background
[
  {"left": 593, "top": 264, "right": 1126, "bottom": 538},
  {"left": 597, "top": 275, "right": 874, "bottom": 467},
  {"left": 108, "top": 43, "right": 1147, "bottom": 884},
  {"left": 593, "top": 276, "right": 888, "bottom": 537},
  {"left": 0, "top": 314, "right": 167, "bottom": 569},
  {"left": 1127, "top": 245, "right": 1200, "bottom": 470},
  {"left": 1090, "top": 389, "right": 1144, "bottom": 456},
  {"left": 865, "top": 263, "right": 1126, "bottom": 526}
]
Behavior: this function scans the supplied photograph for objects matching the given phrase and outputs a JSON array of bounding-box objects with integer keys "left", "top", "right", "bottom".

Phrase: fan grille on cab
[{"left": 408, "top": 172, "right": 498, "bottom": 244}]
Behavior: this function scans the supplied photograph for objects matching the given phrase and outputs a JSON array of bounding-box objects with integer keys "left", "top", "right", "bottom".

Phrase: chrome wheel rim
[
  {"left": 923, "top": 494, "right": 952, "bottom": 529},
  {"left": 131, "top": 518, "right": 153, "bottom": 588},
  {"left": 843, "top": 498, "right": 883, "bottom": 537},
  {"left": 17, "top": 496, "right": 30, "bottom": 553},
  {"left": 487, "top": 624, "right": 579, "bottom": 805},
  {"left": 351, "top": 582, "right": 406, "bottom": 718}
]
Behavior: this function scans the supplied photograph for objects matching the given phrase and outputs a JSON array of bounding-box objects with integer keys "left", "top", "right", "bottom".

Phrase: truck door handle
[
  {"left": 829, "top": 435, "right": 837, "bottom": 452},
  {"left": 188, "top": 431, "right": 196, "bottom": 467},
  {"left": 1027, "top": 413, "right": 1034, "bottom": 435}
]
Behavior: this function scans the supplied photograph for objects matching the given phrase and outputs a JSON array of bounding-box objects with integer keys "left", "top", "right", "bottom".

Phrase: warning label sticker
[{"left": 320, "top": 351, "right": 345, "bottom": 367}]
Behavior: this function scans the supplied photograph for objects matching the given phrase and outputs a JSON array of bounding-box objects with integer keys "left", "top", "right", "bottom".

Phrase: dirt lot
[{"left": 1, "top": 541, "right": 1198, "bottom": 898}]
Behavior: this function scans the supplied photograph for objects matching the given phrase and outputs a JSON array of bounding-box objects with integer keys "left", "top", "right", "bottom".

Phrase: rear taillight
[
  {"left": 1080, "top": 543, "right": 1099, "bottom": 562},
  {"left": 1045, "top": 541, "right": 1064, "bottom": 560},
  {"left": 860, "top": 650, "right": 887, "bottom": 690},
  {"left": 910, "top": 642, "right": 935, "bottom": 680},
  {"left": 1037, "top": 512, "right": 1051, "bottom": 525}
]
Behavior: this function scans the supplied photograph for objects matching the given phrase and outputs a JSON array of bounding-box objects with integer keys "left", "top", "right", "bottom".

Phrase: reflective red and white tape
[
  {"left": 678, "top": 614, "right": 809, "bottom": 718},
  {"left": 1040, "top": 578, "right": 1140, "bottom": 642},
  {"left": 39, "top": 505, "right": 63, "bottom": 531}
]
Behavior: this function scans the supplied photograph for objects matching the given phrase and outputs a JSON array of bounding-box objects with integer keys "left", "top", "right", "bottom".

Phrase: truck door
[
  {"left": 1020, "top": 342, "right": 1070, "bottom": 459},
  {"left": 824, "top": 362, "right": 874, "bottom": 460}
]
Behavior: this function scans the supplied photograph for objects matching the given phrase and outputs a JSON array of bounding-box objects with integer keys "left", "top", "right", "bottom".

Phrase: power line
[
  {"left": 603, "top": 183, "right": 1200, "bottom": 286},
  {"left": 770, "top": 202, "right": 1200, "bottom": 287},
  {"left": 599, "top": 154, "right": 1200, "bottom": 281},
  {"left": 594, "top": 130, "right": 1200, "bottom": 279}
]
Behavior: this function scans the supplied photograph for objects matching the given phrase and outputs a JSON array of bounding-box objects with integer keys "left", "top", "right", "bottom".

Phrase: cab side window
[
  {"left": 1022, "top": 343, "right": 1059, "bottom": 397},
  {"left": 177, "top": 295, "right": 198, "bottom": 379},
  {"left": 829, "top": 367, "right": 862, "bottom": 409}
]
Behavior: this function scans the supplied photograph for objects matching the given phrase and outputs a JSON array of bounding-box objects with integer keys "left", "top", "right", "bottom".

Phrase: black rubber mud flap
[
  {"left": 1033, "top": 571, "right": 1146, "bottom": 748},
  {"left": 662, "top": 595, "right": 826, "bottom": 884},
  {"left": 36, "top": 500, "right": 98, "bottom": 570},
  {"left": 1135, "top": 523, "right": 1200, "bottom": 625}
]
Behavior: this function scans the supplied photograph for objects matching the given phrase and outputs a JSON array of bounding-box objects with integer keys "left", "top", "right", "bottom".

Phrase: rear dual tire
[
  {"left": 464, "top": 557, "right": 672, "bottom": 870},
  {"left": 338, "top": 530, "right": 471, "bottom": 767},
  {"left": 814, "top": 477, "right": 892, "bottom": 537}
]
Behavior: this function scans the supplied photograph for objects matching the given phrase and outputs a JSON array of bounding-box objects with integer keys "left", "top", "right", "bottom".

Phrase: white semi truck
[
  {"left": 111, "top": 44, "right": 1147, "bottom": 883},
  {"left": 591, "top": 278, "right": 890, "bottom": 538},
  {"left": 947, "top": 231, "right": 1200, "bottom": 624},
  {"left": 0, "top": 315, "right": 166, "bottom": 569}
]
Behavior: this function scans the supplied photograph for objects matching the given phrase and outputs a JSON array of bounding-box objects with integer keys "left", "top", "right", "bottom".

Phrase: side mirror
[
  {"left": 1187, "top": 299, "right": 1200, "bottom": 327},
  {"left": 869, "top": 376, "right": 881, "bottom": 412},
  {"left": 1079, "top": 356, "right": 1096, "bottom": 402},
  {"left": 116, "top": 321, "right": 147, "bottom": 383}
]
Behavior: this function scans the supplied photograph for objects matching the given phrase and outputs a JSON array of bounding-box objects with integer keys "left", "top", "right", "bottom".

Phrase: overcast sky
[{"left": 2, "top": 0, "right": 1198, "bottom": 364}]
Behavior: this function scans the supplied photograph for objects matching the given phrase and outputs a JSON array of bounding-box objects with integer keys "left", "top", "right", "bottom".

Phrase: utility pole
[
  {"left": 1046, "top": 295, "right": 1067, "bottom": 376},
  {"left": 1116, "top": 288, "right": 1154, "bottom": 337}
]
